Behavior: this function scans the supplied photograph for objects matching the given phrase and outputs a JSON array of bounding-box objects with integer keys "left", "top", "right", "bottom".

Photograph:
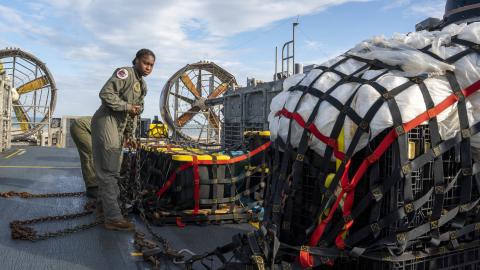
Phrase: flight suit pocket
[{"left": 101, "top": 147, "right": 123, "bottom": 173}]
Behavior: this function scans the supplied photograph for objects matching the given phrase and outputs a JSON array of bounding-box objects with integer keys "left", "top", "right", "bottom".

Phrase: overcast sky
[{"left": 0, "top": 0, "right": 446, "bottom": 119}]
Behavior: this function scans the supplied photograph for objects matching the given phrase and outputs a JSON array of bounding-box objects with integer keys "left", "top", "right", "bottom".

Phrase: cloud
[
  {"left": 381, "top": 0, "right": 445, "bottom": 19},
  {"left": 34, "top": 0, "right": 373, "bottom": 65},
  {"left": 65, "top": 44, "right": 112, "bottom": 61},
  {"left": 1, "top": 0, "right": 374, "bottom": 117},
  {"left": 304, "top": 40, "right": 321, "bottom": 50},
  {"left": 382, "top": 0, "right": 411, "bottom": 10},
  {"left": 0, "top": 4, "right": 56, "bottom": 38},
  {"left": 408, "top": 0, "right": 445, "bottom": 19}
]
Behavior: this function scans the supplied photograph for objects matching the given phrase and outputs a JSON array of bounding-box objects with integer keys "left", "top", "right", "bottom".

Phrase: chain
[
  {"left": 2, "top": 117, "right": 182, "bottom": 264},
  {"left": 5, "top": 193, "right": 101, "bottom": 241},
  {"left": 10, "top": 211, "right": 102, "bottom": 241},
  {"left": 0, "top": 191, "right": 85, "bottom": 199},
  {"left": 126, "top": 116, "right": 184, "bottom": 263}
]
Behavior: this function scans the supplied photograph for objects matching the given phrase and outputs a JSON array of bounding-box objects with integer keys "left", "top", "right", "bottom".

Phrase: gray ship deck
[{"left": 0, "top": 146, "right": 255, "bottom": 270}]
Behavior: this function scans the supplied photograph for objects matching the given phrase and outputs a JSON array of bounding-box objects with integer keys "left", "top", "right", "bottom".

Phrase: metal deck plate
[{"left": 0, "top": 146, "right": 255, "bottom": 270}]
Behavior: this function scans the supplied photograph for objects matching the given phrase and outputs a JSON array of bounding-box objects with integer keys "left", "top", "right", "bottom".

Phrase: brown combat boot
[{"left": 104, "top": 218, "right": 135, "bottom": 231}]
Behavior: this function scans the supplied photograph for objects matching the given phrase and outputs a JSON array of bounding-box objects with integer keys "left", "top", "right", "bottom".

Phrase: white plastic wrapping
[{"left": 269, "top": 22, "right": 480, "bottom": 160}]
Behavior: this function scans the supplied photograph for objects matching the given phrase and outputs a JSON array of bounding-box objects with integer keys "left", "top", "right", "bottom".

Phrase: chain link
[
  {"left": 121, "top": 116, "right": 183, "bottom": 262},
  {"left": 0, "top": 191, "right": 85, "bottom": 199},
  {"left": 2, "top": 117, "right": 181, "bottom": 264},
  {"left": 3, "top": 191, "right": 101, "bottom": 241}
]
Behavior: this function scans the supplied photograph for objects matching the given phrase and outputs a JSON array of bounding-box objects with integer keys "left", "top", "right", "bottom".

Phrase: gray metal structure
[
  {"left": 223, "top": 80, "right": 282, "bottom": 147},
  {"left": 0, "top": 68, "right": 12, "bottom": 152}
]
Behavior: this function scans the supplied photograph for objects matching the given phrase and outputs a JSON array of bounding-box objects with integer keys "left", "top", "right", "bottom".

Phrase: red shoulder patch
[{"left": 116, "top": 68, "right": 128, "bottom": 79}]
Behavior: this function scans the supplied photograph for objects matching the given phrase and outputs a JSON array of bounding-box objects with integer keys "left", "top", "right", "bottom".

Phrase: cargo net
[
  {"left": 264, "top": 23, "right": 480, "bottom": 267},
  {"left": 123, "top": 132, "right": 271, "bottom": 225}
]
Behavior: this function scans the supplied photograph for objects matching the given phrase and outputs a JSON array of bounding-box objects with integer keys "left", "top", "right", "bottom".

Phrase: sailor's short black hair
[{"left": 132, "top": 49, "right": 155, "bottom": 65}]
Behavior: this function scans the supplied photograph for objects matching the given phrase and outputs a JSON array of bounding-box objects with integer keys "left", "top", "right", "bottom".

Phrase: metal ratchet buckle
[{"left": 173, "top": 249, "right": 197, "bottom": 264}]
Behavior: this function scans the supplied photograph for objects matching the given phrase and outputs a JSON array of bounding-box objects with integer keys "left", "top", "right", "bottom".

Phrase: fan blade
[
  {"left": 175, "top": 106, "right": 201, "bottom": 127},
  {"left": 17, "top": 75, "right": 49, "bottom": 94},
  {"left": 170, "top": 92, "right": 195, "bottom": 105},
  {"left": 180, "top": 73, "right": 201, "bottom": 99},
  {"left": 13, "top": 101, "right": 31, "bottom": 132},
  {"left": 207, "top": 109, "right": 221, "bottom": 133},
  {"left": 208, "top": 83, "right": 229, "bottom": 99}
]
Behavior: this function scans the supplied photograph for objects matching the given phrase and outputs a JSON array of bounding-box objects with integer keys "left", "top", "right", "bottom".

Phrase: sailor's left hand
[{"left": 124, "top": 138, "right": 138, "bottom": 149}]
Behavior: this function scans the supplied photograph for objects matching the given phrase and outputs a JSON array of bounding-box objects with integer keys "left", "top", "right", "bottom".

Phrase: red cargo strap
[
  {"left": 176, "top": 217, "right": 186, "bottom": 228},
  {"left": 155, "top": 163, "right": 192, "bottom": 197},
  {"left": 299, "top": 246, "right": 314, "bottom": 268},
  {"left": 309, "top": 160, "right": 351, "bottom": 246},
  {"left": 228, "top": 141, "right": 271, "bottom": 164},
  {"left": 192, "top": 156, "right": 200, "bottom": 215},
  {"left": 276, "top": 108, "right": 345, "bottom": 160},
  {"left": 307, "top": 79, "right": 480, "bottom": 248},
  {"left": 155, "top": 142, "right": 271, "bottom": 198}
]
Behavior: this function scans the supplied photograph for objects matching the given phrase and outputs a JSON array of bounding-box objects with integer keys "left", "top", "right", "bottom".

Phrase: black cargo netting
[
  {"left": 124, "top": 133, "right": 271, "bottom": 225},
  {"left": 259, "top": 35, "right": 480, "bottom": 268}
]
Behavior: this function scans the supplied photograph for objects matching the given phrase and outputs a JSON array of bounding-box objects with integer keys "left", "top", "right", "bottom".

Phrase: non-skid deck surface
[{"left": 0, "top": 146, "right": 254, "bottom": 270}]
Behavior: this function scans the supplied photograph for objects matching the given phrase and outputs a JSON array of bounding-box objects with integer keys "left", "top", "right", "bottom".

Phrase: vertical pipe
[
  {"left": 174, "top": 80, "right": 179, "bottom": 140},
  {"left": 286, "top": 43, "right": 290, "bottom": 76},
  {"left": 281, "top": 46, "right": 284, "bottom": 76},
  {"left": 0, "top": 74, "right": 3, "bottom": 151},
  {"left": 47, "top": 106, "right": 51, "bottom": 146},
  {"left": 293, "top": 23, "right": 296, "bottom": 71},
  {"left": 292, "top": 22, "right": 299, "bottom": 76},
  {"left": 12, "top": 56, "right": 16, "bottom": 135},
  {"left": 34, "top": 66, "right": 38, "bottom": 126},
  {"left": 274, "top": 46, "right": 278, "bottom": 81}
]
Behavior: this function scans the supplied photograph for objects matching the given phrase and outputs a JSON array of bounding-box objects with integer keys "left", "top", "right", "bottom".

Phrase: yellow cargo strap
[
  {"left": 244, "top": 130, "right": 271, "bottom": 137},
  {"left": 323, "top": 128, "right": 345, "bottom": 217},
  {"left": 172, "top": 154, "right": 230, "bottom": 162}
]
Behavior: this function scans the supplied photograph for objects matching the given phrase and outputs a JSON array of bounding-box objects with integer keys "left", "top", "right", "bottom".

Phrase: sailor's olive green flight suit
[
  {"left": 91, "top": 67, "right": 146, "bottom": 221},
  {"left": 70, "top": 116, "right": 97, "bottom": 189}
]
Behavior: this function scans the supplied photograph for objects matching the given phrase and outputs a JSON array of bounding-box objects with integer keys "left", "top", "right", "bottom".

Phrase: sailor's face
[{"left": 137, "top": 55, "right": 155, "bottom": 77}]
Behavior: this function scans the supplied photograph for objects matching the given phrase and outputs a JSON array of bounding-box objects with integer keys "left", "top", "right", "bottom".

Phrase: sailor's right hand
[{"left": 128, "top": 104, "right": 141, "bottom": 116}]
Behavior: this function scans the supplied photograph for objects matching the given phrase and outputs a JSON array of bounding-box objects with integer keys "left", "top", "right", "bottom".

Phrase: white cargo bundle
[{"left": 269, "top": 22, "right": 480, "bottom": 160}]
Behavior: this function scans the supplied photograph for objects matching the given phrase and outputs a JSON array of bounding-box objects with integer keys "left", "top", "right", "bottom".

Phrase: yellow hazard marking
[
  {"left": 4, "top": 149, "right": 24, "bottom": 159},
  {"left": 130, "top": 252, "right": 143, "bottom": 257},
  {"left": 4, "top": 149, "right": 21, "bottom": 159},
  {"left": 0, "top": 165, "right": 81, "bottom": 169},
  {"left": 249, "top": 221, "right": 260, "bottom": 229}
]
